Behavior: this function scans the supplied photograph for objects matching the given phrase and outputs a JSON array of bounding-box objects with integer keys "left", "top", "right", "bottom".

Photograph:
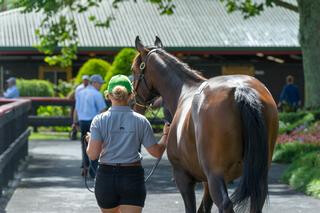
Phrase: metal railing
[
  {"left": 0, "top": 99, "right": 31, "bottom": 197},
  {"left": 25, "top": 97, "right": 163, "bottom": 130}
]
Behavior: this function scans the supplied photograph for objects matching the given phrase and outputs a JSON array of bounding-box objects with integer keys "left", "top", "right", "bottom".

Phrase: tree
[
  {"left": 16, "top": 0, "right": 175, "bottom": 67},
  {"left": 16, "top": 0, "right": 320, "bottom": 107}
]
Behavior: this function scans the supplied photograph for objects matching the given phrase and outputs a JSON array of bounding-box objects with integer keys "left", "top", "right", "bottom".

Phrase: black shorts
[{"left": 94, "top": 164, "right": 146, "bottom": 209}]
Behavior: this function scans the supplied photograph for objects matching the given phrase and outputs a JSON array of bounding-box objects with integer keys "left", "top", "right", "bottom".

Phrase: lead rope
[{"left": 84, "top": 160, "right": 96, "bottom": 193}]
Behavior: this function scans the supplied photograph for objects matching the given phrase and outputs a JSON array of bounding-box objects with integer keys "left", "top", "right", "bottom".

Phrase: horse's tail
[{"left": 231, "top": 86, "right": 269, "bottom": 213}]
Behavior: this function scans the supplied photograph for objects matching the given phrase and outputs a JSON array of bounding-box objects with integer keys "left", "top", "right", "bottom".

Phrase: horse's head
[{"left": 131, "top": 36, "right": 163, "bottom": 110}]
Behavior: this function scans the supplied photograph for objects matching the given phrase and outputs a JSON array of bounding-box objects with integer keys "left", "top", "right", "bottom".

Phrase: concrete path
[{"left": 3, "top": 140, "right": 320, "bottom": 213}]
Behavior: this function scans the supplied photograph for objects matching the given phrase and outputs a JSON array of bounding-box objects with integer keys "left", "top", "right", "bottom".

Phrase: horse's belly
[
  {"left": 167, "top": 133, "right": 207, "bottom": 181},
  {"left": 167, "top": 96, "right": 207, "bottom": 181}
]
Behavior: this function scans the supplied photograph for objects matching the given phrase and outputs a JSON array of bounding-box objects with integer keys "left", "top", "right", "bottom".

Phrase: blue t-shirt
[
  {"left": 90, "top": 106, "right": 157, "bottom": 164},
  {"left": 75, "top": 85, "right": 106, "bottom": 121},
  {"left": 279, "top": 84, "right": 300, "bottom": 107},
  {"left": 4, "top": 86, "right": 19, "bottom": 98}
]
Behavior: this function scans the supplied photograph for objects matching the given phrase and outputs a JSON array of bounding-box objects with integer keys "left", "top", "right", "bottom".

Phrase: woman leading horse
[{"left": 132, "top": 36, "right": 278, "bottom": 213}]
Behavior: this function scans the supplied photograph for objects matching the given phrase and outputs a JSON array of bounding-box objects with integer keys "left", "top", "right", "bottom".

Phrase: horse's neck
[{"left": 150, "top": 66, "right": 199, "bottom": 115}]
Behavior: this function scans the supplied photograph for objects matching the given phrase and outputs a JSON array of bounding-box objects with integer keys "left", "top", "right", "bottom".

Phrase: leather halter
[{"left": 133, "top": 49, "right": 159, "bottom": 108}]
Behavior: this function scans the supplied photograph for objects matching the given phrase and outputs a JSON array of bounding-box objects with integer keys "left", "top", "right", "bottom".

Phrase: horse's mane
[{"left": 157, "top": 49, "right": 207, "bottom": 82}]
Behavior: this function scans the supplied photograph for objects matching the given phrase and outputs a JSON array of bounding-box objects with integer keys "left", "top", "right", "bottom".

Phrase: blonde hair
[{"left": 110, "top": 85, "right": 129, "bottom": 101}]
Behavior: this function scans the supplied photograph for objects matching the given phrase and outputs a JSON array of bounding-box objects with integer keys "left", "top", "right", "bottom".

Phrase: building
[{"left": 0, "top": 0, "right": 302, "bottom": 102}]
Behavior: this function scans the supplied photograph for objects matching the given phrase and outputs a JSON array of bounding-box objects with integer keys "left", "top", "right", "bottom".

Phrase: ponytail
[{"left": 110, "top": 85, "right": 129, "bottom": 101}]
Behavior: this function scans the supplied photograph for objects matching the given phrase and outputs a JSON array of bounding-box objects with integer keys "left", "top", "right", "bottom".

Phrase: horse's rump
[{"left": 192, "top": 75, "right": 277, "bottom": 212}]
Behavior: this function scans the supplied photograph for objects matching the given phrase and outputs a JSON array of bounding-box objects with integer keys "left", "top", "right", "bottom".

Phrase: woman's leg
[
  {"left": 120, "top": 205, "right": 142, "bottom": 213},
  {"left": 100, "top": 206, "right": 120, "bottom": 213}
]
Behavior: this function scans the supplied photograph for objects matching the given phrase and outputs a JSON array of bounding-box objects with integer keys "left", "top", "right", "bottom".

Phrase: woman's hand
[
  {"left": 85, "top": 132, "right": 91, "bottom": 143},
  {"left": 163, "top": 123, "right": 170, "bottom": 136}
]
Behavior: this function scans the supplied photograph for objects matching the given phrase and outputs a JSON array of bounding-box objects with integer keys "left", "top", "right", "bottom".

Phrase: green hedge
[
  {"left": 279, "top": 113, "right": 315, "bottom": 134},
  {"left": 102, "top": 48, "right": 137, "bottom": 92},
  {"left": 37, "top": 106, "right": 71, "bottom": 132},
  {"left": 282, "top": 151, "right": 320, "bottom": 198},
  {"left": 279, "top": 110, "right": 320, "bottom": 124},
  {"left": 75, "top": 58, "right": 111, "bottom": 84},
  {"left": 279, "top": 110, "right": 320, "bottom": 134},
  {"left": 272, "top": 143, "right": 320, "bottom": 199},
  {"left": 17, "top": 79, "right": 54, "bottom": 97},
  {"left": 273, "top": 142, "right": 320, "bottom": 163},
  {"left": 54, "top": 80, "right": 74, "bottom": 98}
]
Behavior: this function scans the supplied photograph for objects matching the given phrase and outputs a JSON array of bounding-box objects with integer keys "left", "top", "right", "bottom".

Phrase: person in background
[
  {"left": 75, "top": 75, "right": 90, "bottom": 97},
  {"left": 86, "top": 74, "right": 170, "bottom": 213},
  {"left": 278, "top": 75, "right": 301, "bottom": 112},
  {"left": 71, "top": 75, "right": 91, "bottom": 139},
  {"left": 4, "top": 77, "right": 19, "bottom": 98},
  {"left": 76, "top": 74, "right": 106, "bottom": 177}
]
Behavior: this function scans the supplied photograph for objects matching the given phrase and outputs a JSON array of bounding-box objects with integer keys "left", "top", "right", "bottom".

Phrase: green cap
[{"left": 107, "top": 74, "right": 133, "bottom": 94}]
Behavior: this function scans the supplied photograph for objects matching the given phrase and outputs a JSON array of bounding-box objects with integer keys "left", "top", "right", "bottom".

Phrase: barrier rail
[
  {"left": 24, "top": 97, "right": 163, "bottom": 129},
  {"left": 27, "top": 97, "right": 74, "bottom": 129},
  {"left": 0, "top": 99, "right": 31, "bottom": 197}
]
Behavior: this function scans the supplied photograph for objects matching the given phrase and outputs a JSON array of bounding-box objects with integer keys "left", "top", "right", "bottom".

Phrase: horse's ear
[
  {"left": 135, "top": 36, "right": 145, "bottom": 53},
  {"left": 154, "top": 36, "right": 163, "bottom": 48}
]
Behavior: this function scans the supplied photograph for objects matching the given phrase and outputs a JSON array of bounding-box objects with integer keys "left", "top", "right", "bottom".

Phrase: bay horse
[{"left": 132, "top": 36, "right": 278, "bottom": 213}]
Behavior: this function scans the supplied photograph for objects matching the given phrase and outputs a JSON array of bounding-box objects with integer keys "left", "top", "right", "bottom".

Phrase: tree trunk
[{"left": 298, "top": 0, "right": 320, "bottom": 108}]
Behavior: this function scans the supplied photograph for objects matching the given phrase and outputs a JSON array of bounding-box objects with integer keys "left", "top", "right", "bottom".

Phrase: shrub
[
  {"left": 17, "top": 79, "right": 54, "bottom": 97},
  {"left": 101, "top": 48, "right": 137, "bottom": 92},
  {"left": 281, "top": 151, "right": 320, "bottom": 198},
  {"left": 280, "top": 110, "right": 320, "bottom": 123},
  {"left": 75, "top": 58, "right": 111, "bottom": 84},
  {"left": 273, "top": 142, "right": 320, "bottom": 163},
  {"left": 54, "top": 79, "right": 74, "bottom": 98},
  {"left": 37, "top": 106, "right": 70, "bottom": 117},
  {"left": 37, "top": 106, "right": 71, "bottom": 132},
  {"left": 279, "top": 113, "right": 315, "bottom": 134},
  {"left": 279, "top": 111, "right": 309, "bottom": 124}
]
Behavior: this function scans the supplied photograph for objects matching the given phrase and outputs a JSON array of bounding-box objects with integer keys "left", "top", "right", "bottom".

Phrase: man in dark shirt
[{"left": 278, "top": 75, "right": 301, "bottom": 111}]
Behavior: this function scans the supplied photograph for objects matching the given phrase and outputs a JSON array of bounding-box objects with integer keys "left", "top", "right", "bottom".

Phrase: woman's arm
[
  {"left": 86, "top": 133, "right": 103, "bottom": 160},
  {"left": 146, "top": 123, "right": 170, "bottom": 158},
  {"left": 146, "top": 134, "right": 168, "bottom": 158}
]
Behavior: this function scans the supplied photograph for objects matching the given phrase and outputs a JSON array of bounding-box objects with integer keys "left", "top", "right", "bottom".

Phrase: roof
[{"left": 0, "top": 0, "right": 300, "bottom": 54}]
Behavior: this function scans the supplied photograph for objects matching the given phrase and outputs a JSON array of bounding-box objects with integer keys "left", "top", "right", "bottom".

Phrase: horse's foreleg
[
  {"left": 197, "top": 182, "right": 213, "bottom": 213},
  {"left": 173, "top": 168, "right": 197, "bottom": 213},
  {"left": 207, "top": 174, "right": 234, "bottom": 213}
]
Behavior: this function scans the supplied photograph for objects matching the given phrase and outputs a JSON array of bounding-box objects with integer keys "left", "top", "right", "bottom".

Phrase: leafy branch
[
  {"left": 17, "top": 0, "right": 175, "bottom": 67},
  {"left": 220, "top": 0, "right": 298, "bottom": 19}
]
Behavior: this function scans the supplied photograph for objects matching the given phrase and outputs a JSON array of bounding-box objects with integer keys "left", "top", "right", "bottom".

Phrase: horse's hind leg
[
  {"left": 197, "top": 182, "right": 213, "bottom": 213},
  {"left": 173, "top": 167, "right": 197, "bottom": 213},
  {"left": 207, "top": 174, "right": 234, "bottom": 213}
]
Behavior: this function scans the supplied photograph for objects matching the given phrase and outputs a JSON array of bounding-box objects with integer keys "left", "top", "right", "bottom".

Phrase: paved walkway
[{"left": 3, "top": 140, "right": 320, "bottom": 213}]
